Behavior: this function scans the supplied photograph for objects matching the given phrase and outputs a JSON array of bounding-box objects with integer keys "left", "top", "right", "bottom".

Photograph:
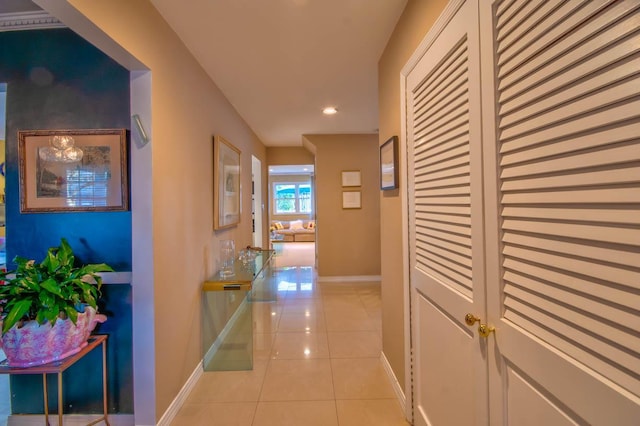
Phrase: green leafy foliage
[{"left": 0, "top": 238, "right": 114, "bottom": 334}]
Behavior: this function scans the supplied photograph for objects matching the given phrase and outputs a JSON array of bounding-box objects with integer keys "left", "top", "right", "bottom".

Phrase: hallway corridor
[{"left": 172, "top": 264, "right": 408, "bottom": 425}]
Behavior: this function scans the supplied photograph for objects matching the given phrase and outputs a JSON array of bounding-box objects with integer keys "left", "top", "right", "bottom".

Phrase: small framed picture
[
  {"left": 341, "top": 170, "right": 361, "bottom": 187},
  {"left": 342, "top": 191, "right": 361, "bottom": 209},
  {"left": 380, "top": 136, "right": 399, "bottom": 190}
]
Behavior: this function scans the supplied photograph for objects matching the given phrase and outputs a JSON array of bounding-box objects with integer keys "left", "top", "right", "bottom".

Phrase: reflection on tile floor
[{"left": 172, "top": 266, "right": 409, "bottom": 426}]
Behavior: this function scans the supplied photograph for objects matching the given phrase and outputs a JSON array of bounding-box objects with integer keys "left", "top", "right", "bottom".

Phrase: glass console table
[{"left": 202, "top": 249, "right": 275, "bottom": 371}]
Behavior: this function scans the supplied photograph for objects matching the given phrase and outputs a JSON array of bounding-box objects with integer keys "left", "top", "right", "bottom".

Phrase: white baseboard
[
  {"left": 156, "top": 361, "right": 203, "bottom": 426},
  {"left": 317, "top": 275, "right": 381, "bottom": 282},
  {"left": 380, "top": 351, "right": 406, "bottom": 416},
  {"left": 8, "top": 414, "right": 134, "bottom": 425}
]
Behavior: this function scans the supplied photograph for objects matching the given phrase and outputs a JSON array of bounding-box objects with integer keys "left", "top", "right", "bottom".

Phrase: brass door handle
[
  {"left": 478, "top": 324, "right": 495, "bottom": 338},
  {"left": 465, "top": 313, "right": 480, "bottom": 326},
  {"left": 465, "top": 314, "right": 495, "bottom": 338}
]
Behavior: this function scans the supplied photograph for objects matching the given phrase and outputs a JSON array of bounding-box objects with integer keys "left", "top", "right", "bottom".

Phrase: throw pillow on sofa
[
  {"left": 290, "top": 220, "right": 304, "bottom": 230},
  {"left": 307, "top": 221, "right": 315, "bottom": 229}
]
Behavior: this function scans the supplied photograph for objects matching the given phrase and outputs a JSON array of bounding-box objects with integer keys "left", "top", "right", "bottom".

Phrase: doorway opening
[
  {"left": 268, "top": 164, "right": 316, "bottom": 267},
  {"left": 251, "top": 155, "right": 263, "bottom": 248}
]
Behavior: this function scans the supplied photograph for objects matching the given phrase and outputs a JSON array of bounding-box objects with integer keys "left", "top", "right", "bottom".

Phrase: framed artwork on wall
[
  {"left": 342, "top": 191, "right": 361, "bottom": 209},
  {"left": 18, "top": 129, "right": 129, "bottom": 212},
  {"left": 341, "top": 170, "right": 361, "bottom": 187},
  {"left": 213, "top": 135, "right": 241, "bottom": 230},
  {"left": 380, "top": 135, "right": 399, "bottom": 190}
]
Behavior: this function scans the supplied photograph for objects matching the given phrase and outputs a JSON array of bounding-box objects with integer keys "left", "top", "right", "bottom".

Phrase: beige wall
[
  {"left": 378, "top": 0, "right": 449, "bottom": 390},
  {"left": 267, "top": 146, "right": 315, "bottom": 165},
  {"left": 60, "top": 0, "right": 267, "bottom": 421},
  {"left": 305, "top": 134, "right": 380, "bottom": 277}
]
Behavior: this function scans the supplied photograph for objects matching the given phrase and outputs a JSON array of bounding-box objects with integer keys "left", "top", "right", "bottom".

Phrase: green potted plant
[{"left": 0, "top": 238, "right": 114, "bottom": 367}]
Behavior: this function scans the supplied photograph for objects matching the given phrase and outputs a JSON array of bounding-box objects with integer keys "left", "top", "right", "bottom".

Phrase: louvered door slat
[
  {"left": 417, "top": 153, "right": 470, "bottom": 176},
  {"left": 417, "top": 74, "right": 468, "bottom": 125},
  {"left": 504, "top": 300, "right": 640, "bottom": 397},
  {"left": 503, "top": 233, "right": 638, "bottom": 267},
  {"left": 414, "top": 115, "right": 469, "bottom": 146},
  {"left": 414, "top": 58, "right": 468, "bottom": 125},
  {"left": 503, "top": 39, "right": 639, "bottom": 112},
  {"left": 500, "top": 63, "right": 639, "bottom": 129},
  {"left": 503, "top": 270, "right": 640, "bottom": 330},
  {"left": 502, "top": 207, "right": 640, "bottom": 225},
  {"left": 414, "top": 102, "right": 469, "bottom": 145},
  {"left": 500, "top": 78, "right": 639, "bottom": 139},
  {"left": 418, "top": 226, "right": 471, "bottom": 248},
  {"left": 416, "top": 174, "right": 470, "bottom": 190},
  {"left": 417, "top": 204, "right": 470, "bottom": 216},
  {"left": 501, "top": 218, "right": 640, "bottom": 246},
  {"left": 501, "top": 121, "right": 640, "bottom": 161},
  {"left": 494, "top": 0, "right": 640, "bottom": 401},
  {"left": 495, "top": 0, "right": 526, "bottom": 32},
  {"left": 499, "top": 101, "right": 640, "bottom": 152},
  {"left": 497, "top": 1, "right": 574, "bottom": 57},
  {"left": 412, "top": 39, "right": 467, "bottom": 110},
  {"left": 415, "top": 128, "right": 468, "bottom": 158},
  {"left": 416, "top": 142, "right": 469, "bottom": 170},
  {"left": 497, "top": 1, "right": 620, "bottom": 78},
  {"left": 416, "top": 130, "right": 469, "bottom": 159},
  {"left": 416, "top": 218, "right": 471, "bottom": 238},
  {"left": 503, "top": 258, "right": 638, "bottom": 310},
  {"left": 505, "top": 288, "right": 640, "bottom": 356},
  {"left": 412, "top": 31, "right": 472, "bottom": 299},
  {"left": 416, "top": 182, "right": 470, "bottom": 198},
  {"left": 503, "top": 244, "right": 639, "bottom": 288},
  {"left": 414, "top": 164, "right": 468, "bottom": 186},
  {"left": 416, "top": 211, "right": 471, "bottom": 226},
  {"left": 502, "top": 187, "right": 639, "bottom": 205},
  {"left": 421, "top": 240, "right": 472, "bottom": 268},
  {"left": 501, "top": 143, "right": 640, "bottom": 177},
  {"left": 501, "top": 167, "right": 640, "bottom": 191}
]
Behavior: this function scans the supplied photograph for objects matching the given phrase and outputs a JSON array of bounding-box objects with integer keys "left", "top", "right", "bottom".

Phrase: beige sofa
[{"left": 271, "top": 220, "right": 315, "bottom": 242}]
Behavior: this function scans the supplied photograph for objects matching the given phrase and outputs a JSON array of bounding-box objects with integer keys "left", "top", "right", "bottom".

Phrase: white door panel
[
  {"left": 405, "top": 0, "right": 640, "bottom": 424},
  {"left": 407, "top": 1, "right": 487, "bottom": 425},
  {"left": 482, "top": 0, "right": 640, "bottom": 424}
]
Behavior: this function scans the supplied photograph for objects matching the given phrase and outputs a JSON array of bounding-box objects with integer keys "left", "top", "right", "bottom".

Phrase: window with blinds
[{"left": 494, "top": 0, "right": 640, "bottom": 395}]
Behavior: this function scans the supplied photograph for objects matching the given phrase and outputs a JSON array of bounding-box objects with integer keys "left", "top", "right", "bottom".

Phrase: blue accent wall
[{"left": 0, "top": 29, "right": 133, "bottom": 414}]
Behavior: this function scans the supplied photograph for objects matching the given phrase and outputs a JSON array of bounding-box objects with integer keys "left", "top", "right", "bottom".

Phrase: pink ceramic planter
[{"left": 0, "top": 307, "right": 107, "bottom": 367}]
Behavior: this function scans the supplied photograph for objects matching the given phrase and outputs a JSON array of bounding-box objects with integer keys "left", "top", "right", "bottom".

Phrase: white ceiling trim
[{"left": 0, "top": 11, "right": 64, "bottom": 32}]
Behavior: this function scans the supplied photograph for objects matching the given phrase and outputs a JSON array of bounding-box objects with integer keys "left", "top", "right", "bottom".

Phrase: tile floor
[{"left": 172, "top": 264, "right": 409, "bottom": 426}]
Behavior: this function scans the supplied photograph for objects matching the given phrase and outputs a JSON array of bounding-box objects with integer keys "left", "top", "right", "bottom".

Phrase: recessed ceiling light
[{"left": 322, "top": 106, "right": 338, "bottom": 115}]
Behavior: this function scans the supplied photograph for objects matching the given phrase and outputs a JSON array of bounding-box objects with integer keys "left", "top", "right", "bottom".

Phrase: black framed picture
[{"left": 380, "top": 136, "right": 399, "bottom": 190}]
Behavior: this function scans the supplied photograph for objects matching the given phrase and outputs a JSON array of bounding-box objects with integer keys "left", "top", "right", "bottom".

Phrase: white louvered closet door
[
  {"left": 480, "top": 1, "right": 640, "bottom": 425},
  {"left": 406, "top": 1, "right": 488, "bottom": 425}
]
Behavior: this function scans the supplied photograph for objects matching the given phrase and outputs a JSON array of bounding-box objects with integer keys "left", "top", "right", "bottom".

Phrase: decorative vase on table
[
  {"left": 0, "top": 307, "right": 106, "bottom": 367},
  {"left": 0, "top": 238, "right": 113, "bottom": 367}
]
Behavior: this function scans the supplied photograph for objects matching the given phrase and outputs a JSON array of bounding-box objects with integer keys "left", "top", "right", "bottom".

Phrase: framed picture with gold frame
[
  {"left": 18, "top": 129, "right": 129, "bottom": 213},
  {"left": 213, "top": 135, "right": 241, "bottom": 230},
  {"left": 341, "top": 170, "right": 361, "bottom": 187},
  {"left": 342, "top": 191, "right": 361, "bottom": 209}
]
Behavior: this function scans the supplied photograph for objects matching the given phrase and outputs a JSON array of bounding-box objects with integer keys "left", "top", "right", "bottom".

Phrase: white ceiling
[
  {"left": 1, "top": 1, "right": 407, "bottom": 147},
  {"left": 149, "top": 0, "right": 407, "bottom": 146}
]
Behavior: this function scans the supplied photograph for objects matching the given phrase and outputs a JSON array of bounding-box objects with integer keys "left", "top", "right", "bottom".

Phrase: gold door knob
[
  {"left": 478, "top": 324, "right": 495, "bottom": 338},
  {"left": 465, "top": 313, "right": 480, "bottom": 326}
]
